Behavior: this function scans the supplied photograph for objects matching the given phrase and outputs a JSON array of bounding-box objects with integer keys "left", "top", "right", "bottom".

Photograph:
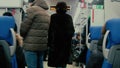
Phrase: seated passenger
[{"left": 72, "top": 33, "right": 84, "bottom": 67}]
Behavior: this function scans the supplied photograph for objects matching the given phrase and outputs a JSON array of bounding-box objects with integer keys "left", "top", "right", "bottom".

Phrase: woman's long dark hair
[
  {"left": 3, "top": 12, "right": 13, "bottom": 16},
  {"left": 55, "top": 2, "right": 67, "bottom": 14}
]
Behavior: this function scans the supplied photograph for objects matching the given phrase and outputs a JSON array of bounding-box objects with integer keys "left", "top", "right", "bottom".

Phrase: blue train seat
[
  {"left": 86, "top": 26, "right": 102, "bottom": 64},
  {"left": 0, "top": 16, "right": 17, "bottom": 68},
  {"left": 102, "top": 18, "right": 120, "bottom": 68}
]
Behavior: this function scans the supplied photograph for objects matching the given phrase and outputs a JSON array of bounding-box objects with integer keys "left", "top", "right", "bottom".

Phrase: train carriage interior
[{"left": 0, "top": 0, "right": 120, "bottom": 68}]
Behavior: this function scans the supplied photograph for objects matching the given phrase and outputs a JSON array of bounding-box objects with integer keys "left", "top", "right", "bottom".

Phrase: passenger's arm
[
  {"left": 20, "top": 8, "right": 35, "bottom": 39},
  {"left": 14, "top": 32, "right": 23, "bottom": 47},
  {"left": 20, "top": 18, "right": 33, "bottom": 39}
]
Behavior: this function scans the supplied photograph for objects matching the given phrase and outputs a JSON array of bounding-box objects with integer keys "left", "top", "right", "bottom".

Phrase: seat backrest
[
  {"left": 106, "top": 18, "right": 120, "bottom": 49},
  {"left": 0, "top": 16, "right": 16, "bottom": 56},
  {"left": 86, "top": 26, "right": 102, "bottom": 64},
  {"left": 89, "top": 26, "right": 102, "bottom": 50},
  {"left": 102, "top": 18, "right": 120, "bottom": 68},
  {"left": 90, "top": 26, "right": 102, "bottom": 40},
  {"left": 0, "top": 16, "right": 15, "bottom": 45},
  {"left": 0, "top": 16, "right": 16, "bottom": 68}
]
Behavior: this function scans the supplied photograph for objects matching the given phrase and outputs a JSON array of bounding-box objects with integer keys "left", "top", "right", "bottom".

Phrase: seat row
[{"left": 86, "top": 18, "right": 120, "bottom": 68}]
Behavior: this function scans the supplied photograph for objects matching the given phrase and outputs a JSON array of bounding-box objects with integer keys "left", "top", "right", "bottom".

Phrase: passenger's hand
[
  {"left": 19, "top": 38, "right": 23, "bottom": 47},
  {"left": 16, "top": 34, "right": 23, "bottom": 47}
]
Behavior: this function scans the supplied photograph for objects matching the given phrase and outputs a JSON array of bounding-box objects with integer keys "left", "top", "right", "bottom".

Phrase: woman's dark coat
[{"left": 48, "top": 13, "right": 75, "bottom": 67}]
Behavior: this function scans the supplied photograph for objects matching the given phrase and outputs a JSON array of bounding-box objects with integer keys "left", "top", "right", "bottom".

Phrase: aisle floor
[
  {"left": 43, "top": 61, "right": 83, "bottom": 68},
  {"left": 25, "top": 61, "right": 84, "bottom": 68}
]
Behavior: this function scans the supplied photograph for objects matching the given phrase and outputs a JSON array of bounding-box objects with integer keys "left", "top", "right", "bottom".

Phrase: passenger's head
[
  {"left": 3, "top": 12, "right": 13, "bottom": 16},
  {"left": 76, "top": 33, "right": 80, "bottom": 40},
  {"left": 55, "top": 2, "right": 67, "bottom": 14},
  {"left": 28, "top": 0, "right": 34, "bottom": 3},
  {"left": 31, "top": 0, "right": 49, "bottom": 10}
]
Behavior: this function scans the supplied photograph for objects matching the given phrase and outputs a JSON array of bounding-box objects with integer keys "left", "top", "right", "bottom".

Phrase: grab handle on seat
[{"left": 102, "top": 30, "right": 110, "bottom": 59}]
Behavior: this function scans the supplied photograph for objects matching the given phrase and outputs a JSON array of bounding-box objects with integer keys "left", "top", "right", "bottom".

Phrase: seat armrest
[
  {"left": 9, "top": 28, "right": 16, "bottom": 56},
  {"left": 86, "top": 33, "right": 90, "bottom": 49}
]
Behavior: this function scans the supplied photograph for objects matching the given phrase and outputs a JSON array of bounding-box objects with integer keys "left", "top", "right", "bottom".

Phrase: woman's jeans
[{"left": 24, "top": 50, "right": 44, "bottom": 68}]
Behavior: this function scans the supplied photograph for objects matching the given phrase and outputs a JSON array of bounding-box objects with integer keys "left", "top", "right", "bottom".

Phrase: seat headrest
[
  {"left": 0, "top": 16, "right": 15, "bottom": 45},
  {"left": 90, "top": 26, "right": 102, "bottom": 40}
]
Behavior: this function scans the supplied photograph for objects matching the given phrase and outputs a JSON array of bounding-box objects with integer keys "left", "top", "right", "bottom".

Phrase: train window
[{"left": 0, "top": 0, "right": 23, "bottom": 8}]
